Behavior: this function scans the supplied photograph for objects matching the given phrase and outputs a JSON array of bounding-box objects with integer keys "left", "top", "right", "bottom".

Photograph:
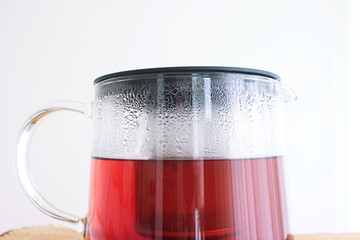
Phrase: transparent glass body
[{"left": 15, "top": 69, "right": 295, "bottom": 240}]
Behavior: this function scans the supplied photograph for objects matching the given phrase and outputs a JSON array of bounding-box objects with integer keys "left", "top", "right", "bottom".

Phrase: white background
[{"left": 1, "top": 0, "right": 359, "bottom": 235}]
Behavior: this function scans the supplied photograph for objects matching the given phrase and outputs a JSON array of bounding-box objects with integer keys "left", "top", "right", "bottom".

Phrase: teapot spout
[{"left": 277, "top": 82, "right": 297, "bottom": 103}]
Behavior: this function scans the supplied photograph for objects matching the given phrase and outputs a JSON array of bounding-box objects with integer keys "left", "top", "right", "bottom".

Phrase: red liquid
[{"left": 86, "top": 157, "right": 288, "bottom": 240}]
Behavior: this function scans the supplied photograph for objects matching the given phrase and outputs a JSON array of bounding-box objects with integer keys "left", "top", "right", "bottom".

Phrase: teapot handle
[{"left": 15, "top": 100, "right": 91, "bottom": 234}]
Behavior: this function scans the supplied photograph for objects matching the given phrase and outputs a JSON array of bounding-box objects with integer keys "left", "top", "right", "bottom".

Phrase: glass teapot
[{"left": 16, "top": 67, "right": 296, "bottom": 240}]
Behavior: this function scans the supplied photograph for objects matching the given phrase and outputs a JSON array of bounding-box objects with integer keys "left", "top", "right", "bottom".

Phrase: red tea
[{"left": 86, "top": 157, "right": 288, "bottom": 240}]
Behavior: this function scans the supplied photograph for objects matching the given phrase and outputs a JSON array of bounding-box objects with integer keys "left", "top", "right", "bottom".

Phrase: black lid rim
[{"left": 94, "top": 66, "right": 280, "bottom": 84}]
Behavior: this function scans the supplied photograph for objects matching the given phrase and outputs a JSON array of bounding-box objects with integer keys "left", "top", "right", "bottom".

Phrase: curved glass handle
[{"left": 15, "top": 100, "right": 92, "bottom": 234}]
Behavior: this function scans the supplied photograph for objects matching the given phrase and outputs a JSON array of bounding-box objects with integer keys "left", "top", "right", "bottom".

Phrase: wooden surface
[
  {"left": 0, "top": 226, "right": 82, "bottom": 240},
  {"left": 1, "top": 226, "right": 360, "bottom": 239},
  {"left": 292, "top": 233, "right": 360, "bottom": 239}
]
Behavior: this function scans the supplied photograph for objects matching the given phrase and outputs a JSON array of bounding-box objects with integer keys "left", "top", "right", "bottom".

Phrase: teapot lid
[{"left": 94, "top": 66, "right": 280, "bottom": 85}]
